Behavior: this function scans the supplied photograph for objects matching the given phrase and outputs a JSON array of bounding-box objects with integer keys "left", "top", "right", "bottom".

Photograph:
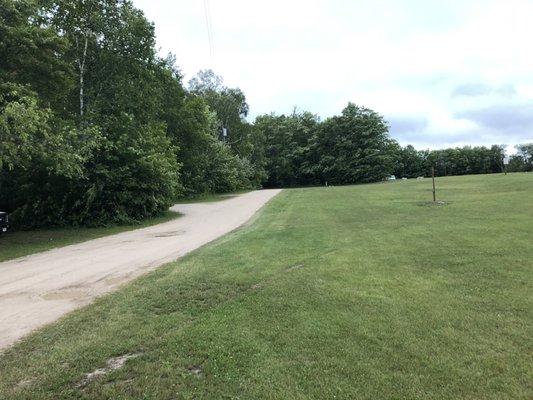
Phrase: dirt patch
[
  {"left": 250, "top": 283, "right": 262, "bottom": 290},
  {"left": 187, "top": 365, "right": 203, "bottom": 377},
  {"left": 41, "top": 290, "right": 88, "bottom": 302},
  {"left": 15, "top": 378, "right": 36, "bottom": 390},
  {"left": 286, "top": 264, "right": 304, "bottom": 272},
  {"left": 78, "top": 353, "right": 141, "bottom": 387},
  {"left": 417, "top": 200, "right": 449, "bottom": 207},
  {"left": 104, "top": 275, "right": 131, "bottom": 286},
  {"left": 153, "top": 230, "right": 185, "bottom": 238}
]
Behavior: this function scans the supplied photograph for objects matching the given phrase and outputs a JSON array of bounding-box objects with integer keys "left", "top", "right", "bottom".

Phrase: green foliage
[
  {"left": 70, "top": 119, "right": 180, "bottom": 226},
  {"left": 0, "top": 0, "right": 182, "bottom": 228},
  {"left": 392, "top": 144, "right": 427, "bottom": 178},
  {"left": 188, "top": 69, "right": 266, "bottom": 187},
  {"left": 392, "top": 144, "right": 507, "bottom": 178},
  {"left": 257, "top": 104, "right": 397, "bottom": 187},
  {"left": 0, "top": 84, "right": 102, "bottom": 227},
  {"left": 0, "top": 84, "right": 50, "bottom": 171},
  {"left": 0, "top": 0, "right": 73, "bottom": 109},
  {"left": 204, "top": 139, "right": 255, "bottom": 193},
  {"left": 313, "top": 103, "right": 397, "bottom": 184},
  {"left": 508, "top": 143, "right": 533, "bottom": 172},
  {"left": 168, "top": 95, "right": 253, "bottom": 195},
  {"left": 257, "top": 110, "right": 319, "bottom": 187}
]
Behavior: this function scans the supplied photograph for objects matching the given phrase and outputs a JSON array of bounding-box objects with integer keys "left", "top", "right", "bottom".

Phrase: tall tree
[
  {"left": 509, "top": 143, "right": 533, "bottom": 172},
  {"left": 256, "top": 110, "right": 319, "bottom": 187},
  {"left": 188, "top": 70, "right": 250, "bottom": 151},
  {"left": 313, "top": 103, "right": 397, "bottom": 184},
  {"left": 188, "top": 69, "right": 265, "bottom": 186}
]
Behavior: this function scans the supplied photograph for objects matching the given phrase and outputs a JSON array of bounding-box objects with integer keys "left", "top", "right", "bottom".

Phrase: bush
[{"left": 0, "top": 86, "right": 181, "bottom": 228}]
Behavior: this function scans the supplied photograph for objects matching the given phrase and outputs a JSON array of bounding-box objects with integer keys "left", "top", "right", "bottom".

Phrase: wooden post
[
  {"left": 503, "top": 155, "right": 510, "bottom": 175},
  {"left": 432, "top": 166, "right": 436, "bottom": 202}
]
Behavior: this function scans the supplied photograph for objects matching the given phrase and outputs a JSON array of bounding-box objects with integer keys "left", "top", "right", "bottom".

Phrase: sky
[{"left": 134, "top": 0, "right": 533, "bottom": 152}]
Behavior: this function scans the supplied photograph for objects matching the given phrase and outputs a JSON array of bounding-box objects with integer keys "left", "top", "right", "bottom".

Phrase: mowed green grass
[
  {"left": 0, "top": 211, "right": 181, "bottom": 262},
  {"left": 1, "top": 173, "right": 531, "bottom": 399}
]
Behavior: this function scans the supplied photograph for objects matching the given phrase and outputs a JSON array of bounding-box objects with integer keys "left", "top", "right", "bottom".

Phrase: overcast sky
[{"left": 134, "top": 0, "right": 532, "bottom": 152}]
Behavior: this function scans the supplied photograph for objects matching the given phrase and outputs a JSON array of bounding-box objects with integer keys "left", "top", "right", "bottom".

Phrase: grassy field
[
  {"left": 0, "top": 173, "right": 531, "bottom": 399},
  {"left": 0, "top": 211, "right": 180, "bottom": 262}
]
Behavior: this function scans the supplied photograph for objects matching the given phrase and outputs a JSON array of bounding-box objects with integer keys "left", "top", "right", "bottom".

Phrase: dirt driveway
[{"left": 0, "top": 189, "right": 281, "bottom": 350}]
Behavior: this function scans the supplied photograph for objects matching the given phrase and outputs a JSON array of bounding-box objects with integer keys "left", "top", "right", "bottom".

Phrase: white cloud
[{"left": 134, "top": 0, "right": 533, "bottom": 149}]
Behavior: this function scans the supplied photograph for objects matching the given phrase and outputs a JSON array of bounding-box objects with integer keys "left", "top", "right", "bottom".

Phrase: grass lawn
[
  {"left": 0, "top": 173, "right": 531, "bottom": 399},
  {"left": 0, "top": 211, "right": 181, "bottom": 262}
]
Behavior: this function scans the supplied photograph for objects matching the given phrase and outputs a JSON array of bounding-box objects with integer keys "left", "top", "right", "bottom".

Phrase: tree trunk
[{"left": 76, "top": 35, "right": 89, "bottom": 117}]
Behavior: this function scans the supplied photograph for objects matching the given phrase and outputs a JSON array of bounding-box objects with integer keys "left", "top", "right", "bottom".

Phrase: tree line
[
  {"left": 257, "top": 109, "right": 532, "bottom": 187},
  {"left": 1, "top": 0, "right": 531, "bottom": 228}
]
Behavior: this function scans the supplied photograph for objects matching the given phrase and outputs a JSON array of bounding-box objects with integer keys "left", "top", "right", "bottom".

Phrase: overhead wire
[{"left": 203, "top": 0, "right": 214, "bottom": 58}]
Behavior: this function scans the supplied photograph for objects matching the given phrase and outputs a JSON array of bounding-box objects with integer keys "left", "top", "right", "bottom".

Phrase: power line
[
  {"left": 207, "top": 0, "right": 215, "bottom": 57},
  {"left": 203, "top": 0, "right": 214, "bottom": 57}
]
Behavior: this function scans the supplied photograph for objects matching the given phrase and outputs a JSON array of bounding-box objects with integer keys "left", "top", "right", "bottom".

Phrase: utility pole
[
  {"left": 432, "top": 166, "right": 436, "bottom": 202},
  {"left": 503, "top": 155, "right": 510, "bottom": 175}
]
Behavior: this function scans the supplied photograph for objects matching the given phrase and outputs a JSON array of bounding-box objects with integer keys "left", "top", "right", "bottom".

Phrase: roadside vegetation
[
  {"left": 0, "top": 211, "right": 180, "bottom": 262},
  {"left": 175, "top": 190, "right": 250, "bottom": 204},
  {"left": 2, "top": 0, "right": 532, "bottom": 231},
  {"left": 1, "top": 173, "right": 531, "bottom": 399}
]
